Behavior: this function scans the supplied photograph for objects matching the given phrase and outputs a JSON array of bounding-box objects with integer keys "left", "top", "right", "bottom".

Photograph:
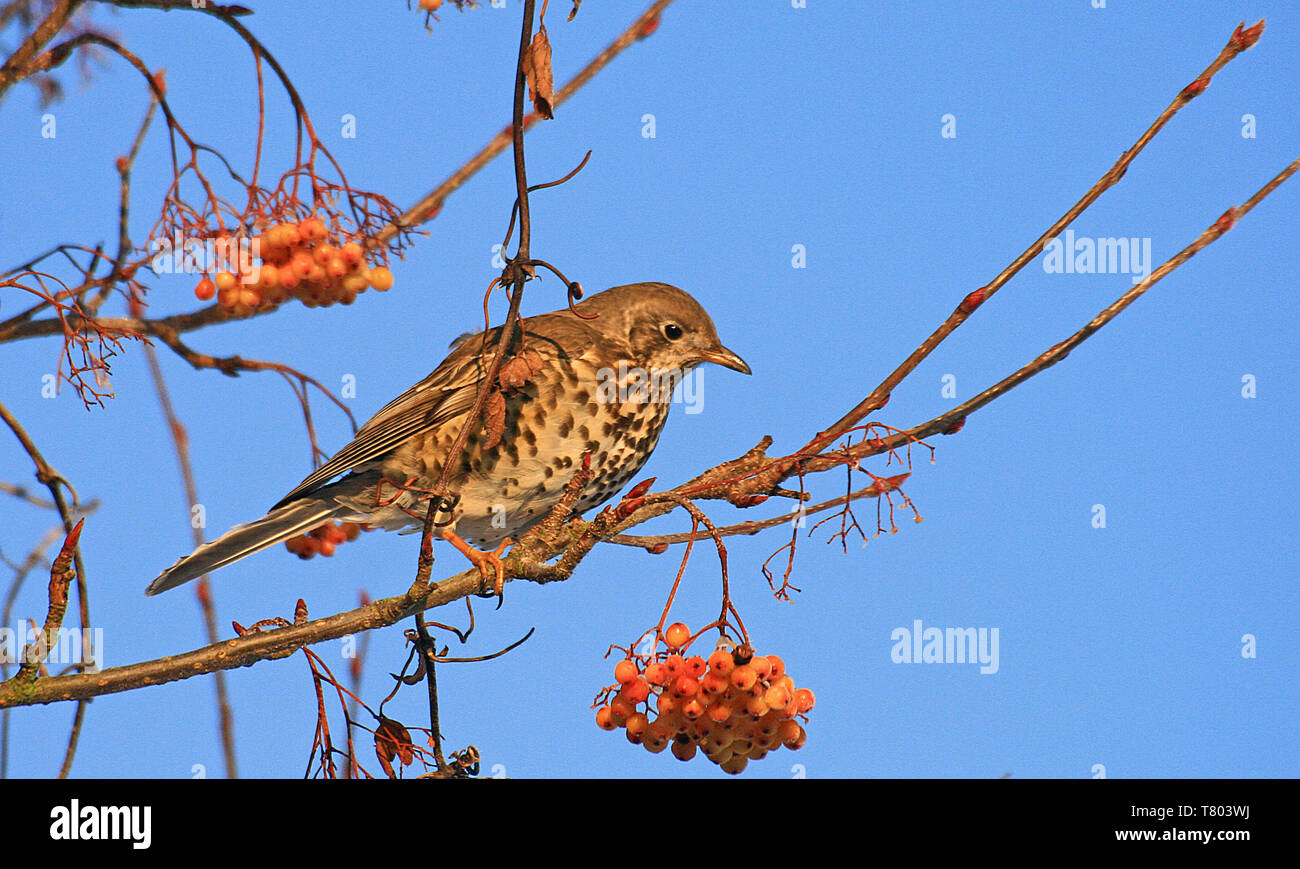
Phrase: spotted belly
[{"left": 359, "top": 383, "right": 671, "bottom": 548}]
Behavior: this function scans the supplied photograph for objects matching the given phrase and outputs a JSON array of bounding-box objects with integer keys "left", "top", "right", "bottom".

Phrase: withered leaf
[
  {"left": 498, "top": 356, "right": 531, "bottom": 391},
  {"left": 521, "top": 347, "right": 544, "bottom": 375},
  {"left": 375, "top": 716, "right": 415, "bottom": 778},
  {"left": 375, "top": 744, "right": 395, "bottom": 779},
  {"left": 483, "top": 390, "right": 507, "bottom": 450},
  {"left": 498, "top": 349, "right": 545, "bottom": 393},
  {"left": 524, "top": 26, "right": 555, "bottom": 119}
]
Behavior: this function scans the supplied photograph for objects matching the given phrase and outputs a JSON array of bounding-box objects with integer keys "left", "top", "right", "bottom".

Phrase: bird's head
[{"left": 578, "top": 282, "right": 750, "bottom": 378}]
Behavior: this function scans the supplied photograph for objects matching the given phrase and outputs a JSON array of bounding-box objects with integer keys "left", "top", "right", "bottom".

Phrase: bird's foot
[{"left": 441, "top": 531, "right": 513, "bottom": 599}]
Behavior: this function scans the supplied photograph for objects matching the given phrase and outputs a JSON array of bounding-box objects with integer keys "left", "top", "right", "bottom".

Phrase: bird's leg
[{"left": 440, "top": 530, "right": 513, "bottom": 597}]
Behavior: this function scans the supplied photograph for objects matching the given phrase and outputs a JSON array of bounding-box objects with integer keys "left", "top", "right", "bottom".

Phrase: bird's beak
[{"left": 697, "top": 345, "right": 751, "bottom": 375}]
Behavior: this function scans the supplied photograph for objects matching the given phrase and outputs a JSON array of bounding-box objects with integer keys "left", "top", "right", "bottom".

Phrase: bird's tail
[{"left": 146, "top": 497, "right": 340, "bottom": 596}]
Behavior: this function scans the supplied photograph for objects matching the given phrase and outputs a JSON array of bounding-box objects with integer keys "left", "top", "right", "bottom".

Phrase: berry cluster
[
  {"left": 596, "top": 623, "right": 813, "bottom": 775},
  {"left": 284, "top": 521, "right": 364, "bottom": 559},
  {"left": 194, "top": 216, "right": 394, "bottom": 315}
]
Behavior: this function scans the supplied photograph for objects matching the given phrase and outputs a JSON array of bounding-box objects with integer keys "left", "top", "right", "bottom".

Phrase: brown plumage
[{"left": 146, "top": 282, "right": 749, "bottom": 595}]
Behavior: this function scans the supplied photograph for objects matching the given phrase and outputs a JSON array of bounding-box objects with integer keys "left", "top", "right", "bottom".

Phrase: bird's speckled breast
[{"left": 369, "top": 354, "right": 675, "bottom": 547}]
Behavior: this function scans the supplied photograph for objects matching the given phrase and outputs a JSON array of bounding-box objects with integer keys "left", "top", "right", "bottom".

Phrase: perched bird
[{"left": 146, "top": 282, "right": 749, "bottom": 596}]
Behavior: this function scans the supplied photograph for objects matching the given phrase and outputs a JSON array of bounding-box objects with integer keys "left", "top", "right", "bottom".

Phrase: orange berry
[
  {"left": 276, "top": 264, "right": 299, "bottom": 289},
  {"left": 766, "top": 654, "right": 785, "bottom": 680},
  {"left": 711, "top": 748, "right": 738, "bottom": 767},
  {"left": 643, "top": 661, "right": 668, "bottom": 686},
  {"left": 684, "top": 656, "right": 707, "bottom": 679},
  {"left": 764, "top": 684, "right": 792, "bottom": 712},
  {"left": 749, "top": 655, "right": 772, "bottom": 680},
  {"left": 614, "top": 658, "right": 639, "bottom": 685},
  {"left": 670, "top": 740, "right": 697, "bottom": 762},
  {"left": 664, "top": 622, "right": 690, "bottom": 650},
  {"left": 720, "top": 755, "right": 749, "bottom": 775},
  {"left": 318, "top": 539, "right": 336, "bottom": 557},
  {"left": 625, "top": 712, "right": 648, "bottom": 743},
  {"left": 291, "top": 251, "right": 315, "bottom": 279},
  {"left": 262, "top": 244, "right": 289, "bottom": 266},
  {"left": 744, "top": 693, "right": 770, "bottom": 718},
  {"left": 655, "top": 692, "right": 677, "bottom": 716},
  {"left": 619, "top": 677, "right": 650, "bottom": 705},
  {"left": 595, "top": 706, "right": 616, "bottom": 731},
  {"left": 312, "top": 242, "right": 337, "bottom": 265},
  {"left": 610, "top": 696, "right": 634, "bottom": 726},
  {"left": 213, "top": 270, "right": 238, "bottom": 292},
  {"left": 194, "top": 276, "right": 216, "bottom": 301},
  {"left": 298, "top": 216, "right": 327, "bottom": 242},
  {"left": 671, "top": 675, "right": 699, "bottom": 699},
  {"left": 342, "top": 272, "right": 368, "bottom": 294},
  {"left": 707, "top": 701, "right": 733, "bottom": 724},
  {"left": 730, "top": 664, "right": 757, "bottom": 691},
  {"left": 681, "top": 698, "right": 705, "bottom": 721},
  {"left": 795, "top": 688, "right": 815, "bottom": 713},
  {"left": 325, "top": 257, "right": 348, "bottom": 279},
  {"left": 340, "top": 241, "right": 364, "bottom": 264},
  {"left": 707, "top": 648, "right": 735, "bottom": 675},
  {"left": 664, "top": 654, "right": 686, "bottom": 679},
  {"left": 700, "top": 671, "right": 729, "bottom": 697},
  {"left": 368, "top": 265, "right": 394, "bottom": 291},
  {"left": 254, "top": 264, "right": 280, "bottom": 290},
  {"left": 778, "top": 719, "right": 801, "bottom": 746}
]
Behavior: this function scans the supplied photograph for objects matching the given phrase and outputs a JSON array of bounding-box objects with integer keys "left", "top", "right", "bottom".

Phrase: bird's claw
[{"left": 442, "top": 531, "right": 513, "bottom": 599}]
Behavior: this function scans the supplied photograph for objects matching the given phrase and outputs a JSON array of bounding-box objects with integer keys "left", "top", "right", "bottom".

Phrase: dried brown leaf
[
  {"left": 521, "top": 348, "right": 544, "bottom": 375},
  {"left": 375, "top": 716, "right": 415, "bottom": 778},
  {"left": 524, "top": 26, "right": 555, "bottom": 119},
  {"left": 483, "top": 390, "right": 507, "bottom": 450},
  {"left": 498, "top": 356, "right": 532, "bottom": 391}
]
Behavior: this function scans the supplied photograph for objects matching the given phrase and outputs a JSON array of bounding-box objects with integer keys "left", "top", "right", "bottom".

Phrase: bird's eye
[{"left": 663, "top": 323, "right": 683, "bottom": 341}]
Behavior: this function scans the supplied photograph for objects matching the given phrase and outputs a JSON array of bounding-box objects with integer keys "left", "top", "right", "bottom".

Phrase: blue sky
[{"left": 2, "top": 1, "right": 1296, "bottom": 779}]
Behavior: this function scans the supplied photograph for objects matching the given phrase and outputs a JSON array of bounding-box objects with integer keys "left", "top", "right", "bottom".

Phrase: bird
[{"left": 146, "top": 282, "right": 750, "bottom": 596}]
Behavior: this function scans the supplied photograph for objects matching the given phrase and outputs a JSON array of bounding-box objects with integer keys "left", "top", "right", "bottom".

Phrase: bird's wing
[
  {"left": 272, "top": 345, "right": 487, "bottom": 508},
  {"left": 271, "top": 314, "right": 599, "bottom": 509}
]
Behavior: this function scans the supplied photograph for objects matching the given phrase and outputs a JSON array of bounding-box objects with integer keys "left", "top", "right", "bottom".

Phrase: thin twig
[
  {"left": 803, "top": 20, "right": 1267, "bottom": 455},
  {"left": 375, "top": 0, "right": 677, "bottom": 245}
]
